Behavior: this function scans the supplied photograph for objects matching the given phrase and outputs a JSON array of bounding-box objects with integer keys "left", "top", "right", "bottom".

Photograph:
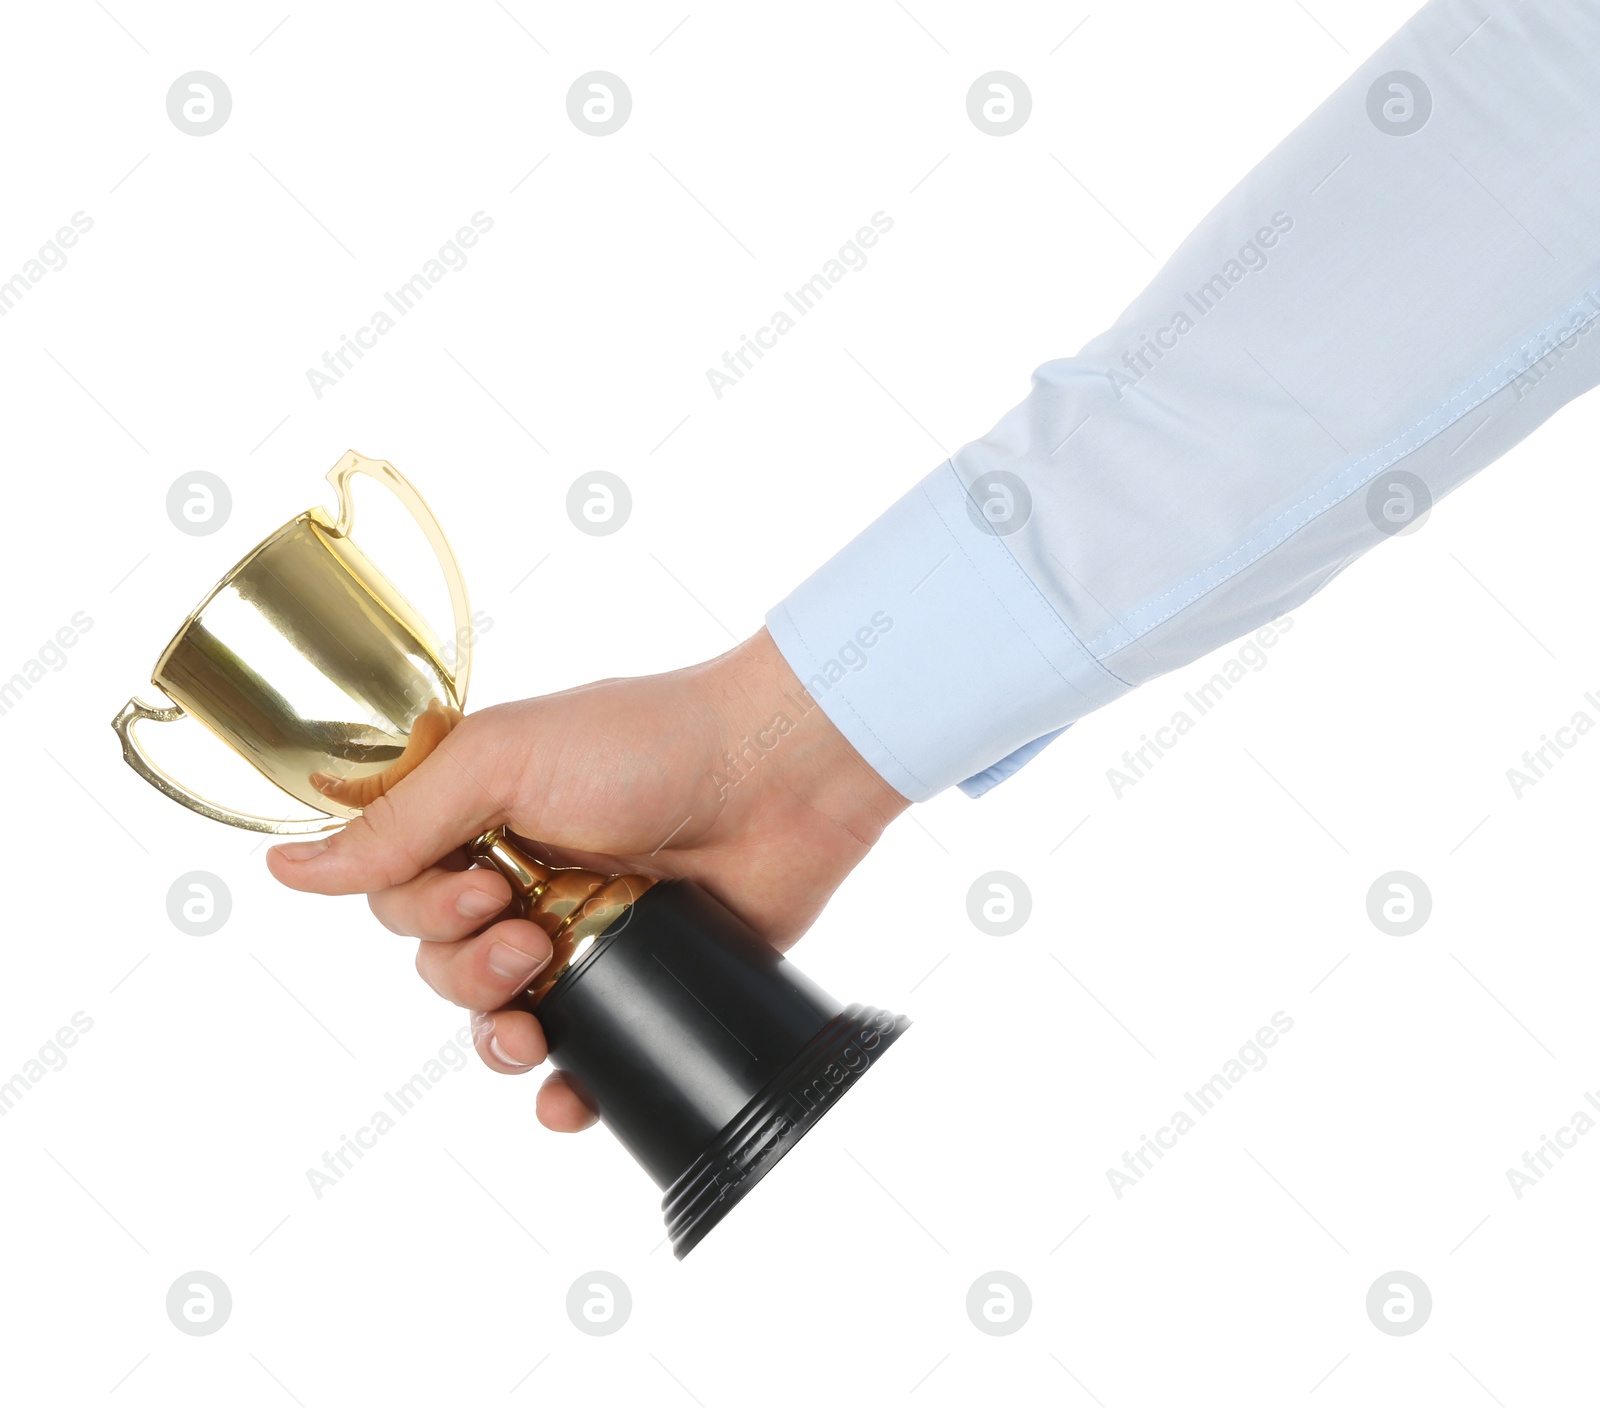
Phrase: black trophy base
[
  {"left": 662, "top": 1001, "right": 907, "bottom": 1257},
  {"left": 531, "top": 879, "right": 910, "bottom": 1259}
]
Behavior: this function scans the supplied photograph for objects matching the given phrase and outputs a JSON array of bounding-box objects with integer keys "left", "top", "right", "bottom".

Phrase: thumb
[{"left": 267, "top": 713, "right": 510, "bottom": 895}]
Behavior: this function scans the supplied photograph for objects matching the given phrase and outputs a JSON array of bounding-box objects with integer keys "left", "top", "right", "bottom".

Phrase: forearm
[{"left": 769, "top": 0, "right": 1600, "bottom": 801}]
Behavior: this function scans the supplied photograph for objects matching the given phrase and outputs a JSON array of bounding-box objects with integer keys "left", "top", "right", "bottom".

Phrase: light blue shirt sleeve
[{"left": 767, "top": 0, "right": 1600, "bottom": 802}]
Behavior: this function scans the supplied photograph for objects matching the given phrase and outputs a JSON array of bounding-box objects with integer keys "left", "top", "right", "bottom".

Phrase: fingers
[
  {"left": 368, "top": 864, "right": 513, "bottom": 941},
  {"left": 468, "top": 1011, "right": 596, "bottom": 1132},
  {"left": 536, "top": 1071, "right": 600, "bottom": 1132},
  {"left": 415, "top": 917, "right": 553, "bottom": 1013},
  {"left": 470, "top": 1007, "right": 547, "bottom": 1072},
  {"left": 266, "top": 712, "right": 511, "bottom": 896}
]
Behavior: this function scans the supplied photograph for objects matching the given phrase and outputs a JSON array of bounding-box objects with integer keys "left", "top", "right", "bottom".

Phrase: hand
[{"left": 266, "top": 628, "right": 907, "bottom": 1131}]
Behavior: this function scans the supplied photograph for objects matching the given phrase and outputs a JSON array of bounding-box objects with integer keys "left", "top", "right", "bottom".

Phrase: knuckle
[
  {"left": 442, "top": 712, "right": 517, "bottom": 812},
  {"left": 349, "top": 795, "right": 420, "bottom": 889},
  {"left": 355, "top": 791, "right": 400, "bottom": 844},
  {"left": 414, "top": 939, "right": 495, "bottom": 1011}
]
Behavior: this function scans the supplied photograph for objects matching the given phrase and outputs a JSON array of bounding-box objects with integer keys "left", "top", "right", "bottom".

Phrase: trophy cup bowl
[{"left": 115, "top": 452, "right": 908, "bottom": 1257}]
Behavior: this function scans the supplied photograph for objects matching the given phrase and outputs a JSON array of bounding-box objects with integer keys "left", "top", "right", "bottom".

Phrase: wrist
[{"left": 709, "top": 628, "right": 909, "bottom": 845}]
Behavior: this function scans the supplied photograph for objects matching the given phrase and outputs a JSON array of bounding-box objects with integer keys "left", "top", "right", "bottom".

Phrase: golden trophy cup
[{"left": 115, "top": 452, "right": 907, "bottom": 1257}]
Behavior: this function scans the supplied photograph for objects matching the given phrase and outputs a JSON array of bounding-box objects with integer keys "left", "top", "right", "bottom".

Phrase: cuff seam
[
  {"left": 1082, "top": 283, "right": 1600, "bottom": 653},
  {"left": 929, "top": 461, "right": 1135, "bottom": 701}
]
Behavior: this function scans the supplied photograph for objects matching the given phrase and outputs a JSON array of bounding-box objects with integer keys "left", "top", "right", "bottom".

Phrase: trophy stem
[
  {"left": 470, "top": 828, "right": 553, "bottom": 902},
  {"left": 468, "top": 828, "right": 654, "bottom": 1008}
]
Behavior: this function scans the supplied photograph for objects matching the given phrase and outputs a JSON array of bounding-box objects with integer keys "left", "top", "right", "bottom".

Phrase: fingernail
[
  {"left": 457, "top": 887, "right": 504, "bottom": 920},
  {"left": 489, "top": 1035, "right": 532, "bottom": 1069},
  {"left": 274, "top": 838, "right": 330, "bottom": 860},
  {"left": 488, "top": 941, "right": 549, "bottom": 983}
]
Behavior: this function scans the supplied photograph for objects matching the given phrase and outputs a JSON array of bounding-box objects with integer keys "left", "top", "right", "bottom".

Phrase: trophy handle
[
  {"left": 326, "top": 451, "right": 474, "bottom": 705},
  {"left": 111, "top": 697, "right": 340, "bottom": 836}
]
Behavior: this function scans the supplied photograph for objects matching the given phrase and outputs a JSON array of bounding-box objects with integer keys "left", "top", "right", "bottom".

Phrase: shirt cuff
[
  {"left": 956, "top": 726, "right": 1069, "bottom": 798},
  {"left": 765, "top": 462, "right": 1126, "bottom": 803}
]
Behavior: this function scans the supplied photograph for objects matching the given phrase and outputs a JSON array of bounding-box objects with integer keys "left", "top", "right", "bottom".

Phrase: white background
[{"left": 2, "top": 1, "right": 1597, "bottom": 1403}]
